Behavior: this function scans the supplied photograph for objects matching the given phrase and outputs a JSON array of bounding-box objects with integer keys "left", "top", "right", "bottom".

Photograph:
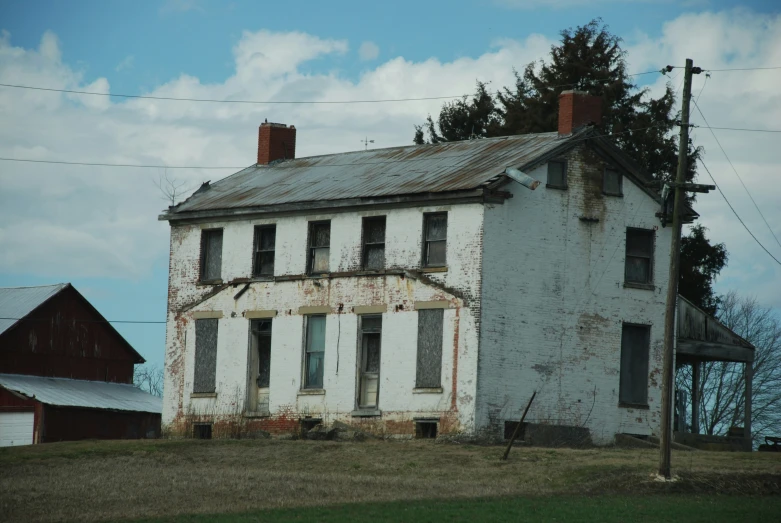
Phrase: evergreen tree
[{"left": 679, "top": 225, "right": 728, "bottom": 315}]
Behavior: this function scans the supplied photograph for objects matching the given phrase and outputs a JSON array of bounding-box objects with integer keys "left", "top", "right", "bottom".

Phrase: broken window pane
[
  {"left": 619, "top": 324, "right": 650, "bottom": 405},
  {"left": 311, "top": 222, "right": 330, "bottom": 247},
  {"left": 604, "top": 168, "right": 622, "bottom": 196},
  {"left": 364, "top": 245, "right": 385, "bottom": 270},
  {"left": 363, "top": 333, "right": 381, "bottom": 373},
  {"left": 362, "top": 217, "right": 386, "bottom": 270},
  {"left": 625, "top": 229, "right": 654, "bottom": 284},
  {"left": 309, "top": 222, "right": 331, "bottom": 274},
  {"left": 364, "top": 217, "right": 386, "bottom": 244},
  {"left": 547, "top": 160, "right": 567, "bottom": 187},
  {"left": 424, "top": 214, "right": 447, "bottom": 267},
  {"left": 194, "top": 319, "right": 218, "bottom": 393},
  {"left": 425, "top": 214, "right": 447, "bottom": 241},
  {"left": 416, "top": 309, "right": 444, "bottom": 388},
  {"left": 305, "top": 316, "right": 326, "bottom": 389},
  {"left": 252, "top": 319, "right": 272, "bottom": 388},
  {"left": 311, "top": 248, "right": 330, "bottom": 273},
  {"left": 201, "top": 230, "right": 223, "bottom": 281},
  {"left": 253, "top": 225, "right": 276, "bottom": 277}
]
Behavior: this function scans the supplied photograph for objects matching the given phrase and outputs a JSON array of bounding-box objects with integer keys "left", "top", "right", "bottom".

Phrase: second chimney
[
  {"left": 257, "top": 122, "right": 296, "bottom": 165},
  {"left": 558, "top": 90, "right": 602, "bottom": 136}
]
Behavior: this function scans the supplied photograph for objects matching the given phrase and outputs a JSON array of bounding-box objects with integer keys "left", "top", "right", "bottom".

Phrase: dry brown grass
[{"left": 1, "top": 439, "right": 779, "bottom": 523}]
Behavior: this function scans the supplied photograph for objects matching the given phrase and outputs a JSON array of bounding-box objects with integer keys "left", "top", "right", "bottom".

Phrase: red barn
[{"left": 0, "top": 283, "right": 161, "bottom": 446}]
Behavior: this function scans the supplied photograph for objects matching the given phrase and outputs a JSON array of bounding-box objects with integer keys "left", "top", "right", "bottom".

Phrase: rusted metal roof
[
  {"left": 0, "top": 284, "right": 68, "bottom": 336},
  {"left": 170, "top": 132, "right": 568, "bottom": 215},
  {"left": 0, "top": 373, "right": 162, "bottom": 413}
]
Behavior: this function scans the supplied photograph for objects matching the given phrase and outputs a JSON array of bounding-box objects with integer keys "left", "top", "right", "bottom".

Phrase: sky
[{"left": 1, "top": 0, "right": 779, "bottom": 370}]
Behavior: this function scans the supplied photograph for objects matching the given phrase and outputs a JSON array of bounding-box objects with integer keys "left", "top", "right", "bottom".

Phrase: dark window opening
[
  {"left": 251, "top": 319, "right": 272, "bottom": 388},
  {"left": 619, "top": 324, "right": 651, "bottom": 406},
  {"left": 547, "top": 160, "right": 567, "bottom": 188},
  {"left": 200, "top": 229, "right": 223, "bottom": 281},
  {"left": 416, "top": 308, "right": 444, "bottom": 388},
  {"left": 194, "top": 319, "right": 218, "bottom": 393},
  {"left": 300, "top": 417, "right": 322, "bottom": 435},
  {"left": 603, "top": 168, "right": 623, "bottom": 196},
  {"left": 415, "top": 421, "right": 438, "bottom": 439},
  {"left": 625, "top": 228, "right": 654, "bottom": 284},
  {"left": 308, "top": 221, "right": 331, "bottom": 274},
  {"left": 358, "top": 315, "right": 382, "bottom": 408},
  {"left": 423, "top": 213, "right": 447, "bottom": 267},
  {"left": 193, "top": 423, "right": 213, "bottom": 440},
  {"left": 253, "top": 225, "right": 276, "bottom": 277},
  {"left": 504, "top": 421, "right": 528, "bottom": 440},
  {"left": 362, "top": 216, "right": 386, "bottom": 270},
  {"left": 304, "top": 315, "right": 326, "bottom": 389}
]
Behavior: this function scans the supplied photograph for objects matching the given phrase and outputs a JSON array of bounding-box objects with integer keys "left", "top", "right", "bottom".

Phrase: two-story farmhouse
[{"left": 160, "top": 91, "right": 743, "bottom": 445}]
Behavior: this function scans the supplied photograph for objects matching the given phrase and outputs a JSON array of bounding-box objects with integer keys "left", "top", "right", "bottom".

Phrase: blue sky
[{"left": 1, "top": 0, "right": 780, "bottom": 369}]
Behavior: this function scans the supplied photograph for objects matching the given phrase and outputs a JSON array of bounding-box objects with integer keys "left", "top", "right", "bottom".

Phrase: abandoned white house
[{"left": 160, "top": 91, "right": 754, "bottom": 445}]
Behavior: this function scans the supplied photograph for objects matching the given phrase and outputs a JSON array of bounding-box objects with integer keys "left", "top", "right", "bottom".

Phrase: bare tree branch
[{"left": 134, "top": 364, "right": 164, "bottom": 397}]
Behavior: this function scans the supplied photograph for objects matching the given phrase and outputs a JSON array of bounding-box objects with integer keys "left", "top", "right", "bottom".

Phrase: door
[
  {"left": 248, "top": 319, "right": 272, "bottom": 414},
  {"left": 358, "top": 316, "right": 382, "bottom": 409},
  {"left": 0, "top": 411, "right": 34, "bottom": 447}
]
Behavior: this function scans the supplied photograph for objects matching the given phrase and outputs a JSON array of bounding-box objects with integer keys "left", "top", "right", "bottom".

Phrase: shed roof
[
  {"left": 0, "top": 284, "right": 68, "bottom": 336},
  {"left": 0, "top": 373, "right": 162, "bottom": 414},
  {"left": 168, "top": 131, "right": 569, "bottom": 215}
]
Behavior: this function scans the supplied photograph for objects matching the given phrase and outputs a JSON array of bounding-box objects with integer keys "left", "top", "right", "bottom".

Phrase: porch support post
[
  {"left": 744, "top": 362, "right": 753, "bottom": 451},
  {"left": 691, "top": 362, "right": 700, "bottom": 434}
]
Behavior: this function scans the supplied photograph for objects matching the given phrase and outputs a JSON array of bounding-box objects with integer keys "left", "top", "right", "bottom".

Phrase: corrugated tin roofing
[
  {"left": 171, "top": 132, "right": 568, "bottom": 214},
  {"left": 0, "top": 284, "right": 68, "bottom": 336},
  {"left": 0, "top": 373, "right": 162, "bottom": 414}
]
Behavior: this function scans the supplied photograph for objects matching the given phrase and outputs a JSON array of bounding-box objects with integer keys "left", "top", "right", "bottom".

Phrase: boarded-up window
[
  {"left": 625, "top": 228, "right": 654, "bottom": 284},
  {"left": 194, "top": 319, "right": 218, "bottom": 393},
  {"left": 362, "top": 217, "right": 386, "bottom": 270},
  {"left": 308, "top": 221, "right": 330, "bottom": 274},
  {"left": 253, "top": 225, "right": 276, "bottom": 277},
  {"left": 200, "top": 229, "right": 223, "bottom": 281},
  {"left": 423, "top": 213, "right": 447, "bottom": 267},
  {"left": 416, "top": 309, "right": 444, "bottom": 388},
  {"left": 619, "top": 324, "right": 650, "bottom": 406},
  {"left": 304, "top": 316, "right": 326, "bottom": 389},
  {"left": 603, "top": 168, "right": 622, "bottom": 196},
  {"left": 358, "top": 315, "right": 382, "bottom": 407},
  {"left": 547, "top": 160, "right": 567, "bottom": 188},
  {"left": 251, "top": 319, "right": 272, "bottom": 388}
]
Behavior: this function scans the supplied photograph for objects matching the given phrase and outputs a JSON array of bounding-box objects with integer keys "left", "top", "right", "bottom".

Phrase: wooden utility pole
[{"left": 659, "top": 58, "right": 704, "bottom": 479}]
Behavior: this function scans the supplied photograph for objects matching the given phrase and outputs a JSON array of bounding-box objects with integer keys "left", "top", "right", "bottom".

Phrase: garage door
[{"left": 0, "top": 411, "right": 34, "bottom": 447}]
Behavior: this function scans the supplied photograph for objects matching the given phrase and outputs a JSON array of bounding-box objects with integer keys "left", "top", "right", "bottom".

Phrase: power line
[
  {"left": 705, "top": 66, "right": 781, "bottom": 72},
  {"left": 0, "top": 317, "right": 166, "bottom": 324},
  {"left": 693, "top": 125, "right": 781, "bottom": 133},
  {"left": 692, "top": 98, "right": 781, "bottom": 251},
  {"left": 697, "top": 159, "right": 781, "bottom": 267},
  {"left": 0, "top": 157, "right": 244, "bottom": 169}
]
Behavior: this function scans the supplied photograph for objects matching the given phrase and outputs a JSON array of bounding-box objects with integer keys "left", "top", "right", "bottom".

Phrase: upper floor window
[
  {"left": 547, "top": 160, "right": 567, "bottom": 189},
  {"left": 625, "top": 228, "right": 654, "bottom": 285},
  {"left": 604, "top": 168, "right": 623, "bottom": 196},
  {"left": 253, "top": 225, "right": 276, "bottom": 277},
  {"left": 362, "top": 216, "right": 386, "bottom": 270},
  {"left": 308, "top": 221, "right": 331, "bottom": 274},
  {"left": 422, "top": 213, "right": 447, "bottom": 267},
  {"left": 200, "top": 229, "right": 223, "bottom": 282}
]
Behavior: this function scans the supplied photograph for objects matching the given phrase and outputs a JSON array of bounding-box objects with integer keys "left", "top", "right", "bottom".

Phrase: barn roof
[
  {"left": 0, "top": 284, "right": 68, "bottom": 336},
  {"left": 0, "top": 373, "right": 162, "bottom": 413}
]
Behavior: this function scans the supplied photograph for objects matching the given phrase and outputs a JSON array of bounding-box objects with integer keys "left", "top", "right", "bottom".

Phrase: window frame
[
  {"left": 422, "top": 212, "right": 448, "bottom": 268},
  {"left": 307, "top": 220, "right": 331, "bottom": 275},
  {"left": 361, "top": 216, "right": 386, "bottom": 271},
  {"left": 199, "top": 228, "right": 224, "bottom": 283},
  {"left": 303, "top": 315, "right": 326, "bottom": 390},
  {"left": 250, "top": 319, "right": 272, "bottom": 389},
  {"left": 624, "top": 227, "right": 655, "bottom": 287},
  {"left": 252, "top": 225, "right": 276, "bottom": 277},
  {"left": 618, "top": 322, "right": 651, "bottom": 407},
  {"left": 603, "top": 167, "right": 623, "bottom": 197},
  {"left": 546, "top": 159, "right": 568, "bottom": 190},
  {"left": 356, "top": 315, "right": 382, "bottom": 409}
]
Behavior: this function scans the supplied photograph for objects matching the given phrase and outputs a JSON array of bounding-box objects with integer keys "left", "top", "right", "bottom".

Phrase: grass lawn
[{"left": 1, "top": 438, "right": 779, "bottom": 522}]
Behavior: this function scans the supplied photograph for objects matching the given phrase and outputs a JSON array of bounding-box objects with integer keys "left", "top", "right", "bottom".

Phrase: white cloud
[
  {"left": 0, "top": 14, "right": 778, "bottom": 312},
  {"left": 115, "top": 55, "right": 134, "bottom": 72},
  {"left": 359, "top": 41, "right": 379, "bottom": 61}
]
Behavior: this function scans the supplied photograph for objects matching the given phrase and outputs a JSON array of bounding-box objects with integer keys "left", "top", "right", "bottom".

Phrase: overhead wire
[{"left": 0, "top": 317, "right": 166, "bottom": 324}]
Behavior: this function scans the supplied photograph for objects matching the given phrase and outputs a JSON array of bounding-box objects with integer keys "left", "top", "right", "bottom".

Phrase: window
[
  {"left": 251, "top": 319, "right": 272, "bottom": 388},
  {"left": 625, "top": 228, "right": 654, "bottom": 285},
  {"left": 547, "top": 160, "right": 567, "bottom": 188},
  {"left": 304, "top": 315, "right": 326, "bottom": 389},
  {"left": 194, "top": 319, "right": 218, "bottom": 393},
  {"left": 200, "top": 229, "right": 223, "bottom": 281},
  {"left": 603, "top": 168, "right": 622, "bottom": 196},
  {"left": 415, "top": 309, "right": 444, "bottom": 388},
  {"left": 619, "top": 324, "right": 651, "bottom": 406},
  {"left": 362, "top": 217, "right": 386, "bottom": 270},
  {"left": 253, "top": 225, "right": 276, "bottom": 277},
  {"left": 308, "top": 221, "right": 331, "bottom": 274},
  {"left": 358, "top": 316, "right": 382, "bottom": 408},
  {"left": 415, "top": 420, "right": 438, "bottom": 439},
  {"left": 193, "top": 423, "right": 213, "bottom": 439},
  {"left": 422, "top": 213, "right": 447, "bottom": 267}
]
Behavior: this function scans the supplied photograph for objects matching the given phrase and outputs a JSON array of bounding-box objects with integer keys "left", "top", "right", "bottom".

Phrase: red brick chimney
[
  {"left": 257, "top": 121, "right": 296, "bottom": 165},
  {"left": 558, "top": 90, "right": 602, "bottom": 136}
]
